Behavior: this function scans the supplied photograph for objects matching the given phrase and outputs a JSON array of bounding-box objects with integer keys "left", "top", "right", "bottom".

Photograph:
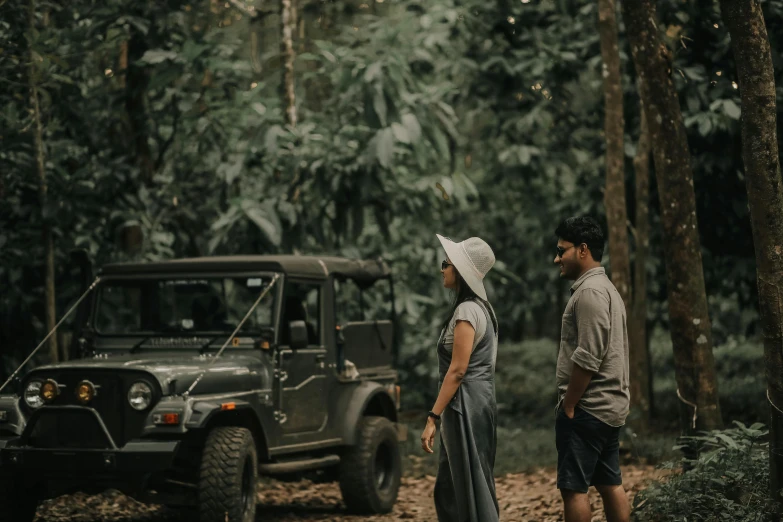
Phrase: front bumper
[
  {"left": 0, "top": 439, "right": 179, "bottom": 474},
  {"left": 0, "top": 405, "right": 179, "bottom": 476}
]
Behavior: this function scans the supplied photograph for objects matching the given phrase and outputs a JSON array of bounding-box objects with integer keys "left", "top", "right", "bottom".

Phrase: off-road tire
[
  {"left": 338, "top": 416, "right": 401, "bottom": 514},
  {"left": 0, "top": 474, "right": 37, "bottom": 522},
  {"left": 198, "top": 427, "right": 257, "bottom": 522}
]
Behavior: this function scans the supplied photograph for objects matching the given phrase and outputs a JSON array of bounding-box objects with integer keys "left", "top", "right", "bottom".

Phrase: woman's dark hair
[
  {"left": 554, "top": 216, "right": 605, "bottom": 262},
  {"left": 441, "top": 270, "right": 499, "bottom": 336}
]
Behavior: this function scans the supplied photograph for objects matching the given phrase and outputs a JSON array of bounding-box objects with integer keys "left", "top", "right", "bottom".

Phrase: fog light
[
  {"left": 76, "top": 380, "right": 97, "bottom": 404},
  {"left": 152, "top": 413, "right": 180, "bottom": 425},
  {"left": 0, "top": 411, "right": 7, "bottom": 422},
  {"left": 41, "top": 379, "right": 60, "bottom": 402}
]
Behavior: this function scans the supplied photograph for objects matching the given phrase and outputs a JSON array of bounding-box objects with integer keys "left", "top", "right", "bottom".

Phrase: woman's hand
[{"left": 420, "top": 417, "right": 437, "bottom": 454}]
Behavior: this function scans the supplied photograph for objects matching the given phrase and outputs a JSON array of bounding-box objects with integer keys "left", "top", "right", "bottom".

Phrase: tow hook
[{"left": 103, "top": 453, "right": 116, "bottom": 469}]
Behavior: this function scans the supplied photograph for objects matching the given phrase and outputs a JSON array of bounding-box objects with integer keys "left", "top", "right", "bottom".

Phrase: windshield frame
[{"left": 89, "top": 271, "right": 283, "bottom": 340}]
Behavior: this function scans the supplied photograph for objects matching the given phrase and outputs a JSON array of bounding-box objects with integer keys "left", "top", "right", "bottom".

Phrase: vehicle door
[{"left": 274, "top": 279, "right": 328, "bottom": 434}]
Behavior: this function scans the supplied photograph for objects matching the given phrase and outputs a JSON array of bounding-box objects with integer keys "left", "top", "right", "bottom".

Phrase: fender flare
[
  {"left": 337, "top": 381, "right": 397, "bottom": 445},
  {"left": 186, "top": 399, "right": 272, "bottom": 460}
]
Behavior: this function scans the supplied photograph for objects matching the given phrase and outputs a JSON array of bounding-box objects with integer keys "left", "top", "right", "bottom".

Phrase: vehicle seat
[
  {"left": 192, "top": 294, "right": 227, "bottom": 330},
  {"left": 281, "top": 296, "right": 317, "bottom": 345}
]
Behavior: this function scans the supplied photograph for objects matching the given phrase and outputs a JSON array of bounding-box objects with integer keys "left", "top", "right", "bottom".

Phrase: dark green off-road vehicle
[{"left": 0, "top": 255, "right": 406, "bottom": 522}]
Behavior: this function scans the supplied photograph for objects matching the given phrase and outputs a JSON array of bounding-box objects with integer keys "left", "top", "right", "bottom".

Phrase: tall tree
[
  {"left": 630, "top": 102, "right": 652, "bottom": 428},
  {"left": 621, "top": 0, "right": 722, "bottom": 432},
  {"left": 120, "top": 22, "right": 151, "bottom": 252},
  {"left": 720, "top": 0, "right": 783, "bottom": 507},
  {"left": 598, "top": 0, "right": 631, "bottom": 306},
  {"left": 599, "top": 0, "right": 649, "bottom": 429},
  {"left": 280, "top": 0, "right": 297, "bottom": 127},
  {"left": 28, "top": 0, "right": 58, "bottom": 363},
  {"left": 125, "top": 23, "right": 154, "bottom": 185}
]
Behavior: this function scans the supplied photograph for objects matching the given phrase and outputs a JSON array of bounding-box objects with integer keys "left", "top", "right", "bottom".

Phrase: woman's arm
[
  {"left": 421, "top": 320, "right": 474, "bottom": 453},
  {"left": 431, "top": 320, "right": 474, "bottom": 414}
]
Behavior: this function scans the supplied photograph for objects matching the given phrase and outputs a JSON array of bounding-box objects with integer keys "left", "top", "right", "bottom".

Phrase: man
[{"left": 553, "top": 216, "right": 631, "bottom": 522}]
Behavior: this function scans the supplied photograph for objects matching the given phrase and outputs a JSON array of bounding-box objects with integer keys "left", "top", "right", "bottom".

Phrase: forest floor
[{"left": 34, "top": 464, "right": 669, "bottom": 522}]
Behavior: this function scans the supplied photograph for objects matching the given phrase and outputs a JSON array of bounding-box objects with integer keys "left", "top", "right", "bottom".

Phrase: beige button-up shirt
[{"left": 556, "top": 267, "right": 630, "bottom": 427}]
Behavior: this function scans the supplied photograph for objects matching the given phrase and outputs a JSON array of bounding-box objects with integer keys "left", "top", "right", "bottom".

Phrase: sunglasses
[
  {"left": 556, "top": 245, "right": 576, "bottom": 258},
  {"left": 441, "top": 260, "right": 453, "bottom": 271}
]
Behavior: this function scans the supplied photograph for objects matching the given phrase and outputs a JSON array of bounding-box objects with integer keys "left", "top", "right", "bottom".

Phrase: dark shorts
[{"left": 555, "top": 406, "right": 622, "bottom": 493}]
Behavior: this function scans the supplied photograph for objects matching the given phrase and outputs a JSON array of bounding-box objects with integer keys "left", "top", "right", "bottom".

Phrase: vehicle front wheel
[
  {"left": 0, "top": 474, "right": 37, "bottom": 522},
  {"left": 198, "top": 426, "right": 257, "bottom": 522},
  {"left": 338, "top": 416, "right": 401, "bottom": 514}
]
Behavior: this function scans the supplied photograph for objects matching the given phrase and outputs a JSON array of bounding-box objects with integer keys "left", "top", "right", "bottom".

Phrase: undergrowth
[{"left": 633, "top": 422, "right": 774, "bottom": 522}]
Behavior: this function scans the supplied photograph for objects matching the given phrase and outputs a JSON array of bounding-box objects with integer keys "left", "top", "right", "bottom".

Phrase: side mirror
[{"left": 288, "top": 320, "right": 309, "bottom": 350}]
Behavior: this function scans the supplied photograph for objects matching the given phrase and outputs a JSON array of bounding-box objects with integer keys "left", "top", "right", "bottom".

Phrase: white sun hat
[{"left": 436, "top": 234, "right": 496, "bottom": 301}]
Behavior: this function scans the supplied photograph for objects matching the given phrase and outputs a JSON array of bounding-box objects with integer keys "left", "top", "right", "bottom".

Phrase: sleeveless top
[{"left": 437, "top": 298, "right": 498, "bottom": 382}]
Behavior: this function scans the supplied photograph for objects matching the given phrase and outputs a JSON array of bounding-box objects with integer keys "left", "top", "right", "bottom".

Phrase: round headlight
[
  {"left": 41, "top": 379, "right": 60, "bottom": 402},
  {"left": 128, "top": 381, "right": 153, "bottom": 411},
  {"left": 24, "top": 381, "right": 44, "bottom": 409},
  {"left": 76, "top": 380, "right": 97, "bottom": 404}
]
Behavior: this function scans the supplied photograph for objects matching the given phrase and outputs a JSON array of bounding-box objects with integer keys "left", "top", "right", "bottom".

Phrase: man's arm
[
  {"left": 564, "top": 289, "right": 610, "bottom": 417},
  {"left": 563, "top": 365, "right": 594, "bottom": 417}
]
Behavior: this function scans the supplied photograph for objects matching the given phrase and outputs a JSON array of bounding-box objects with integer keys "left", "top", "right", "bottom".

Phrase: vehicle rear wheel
[
  {"left": 338, "top": 416, "right": 401, "bottom": 514},
  {"left": 198, "top": 426, "right": 257, "bottom": 522},
  {"left": 0, "top": 474, "right": 37, "bottom": 522}
]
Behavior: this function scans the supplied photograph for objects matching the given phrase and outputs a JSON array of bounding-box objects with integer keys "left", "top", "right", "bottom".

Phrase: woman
[{"left": 421, "top": 234, "right": 500, "bottom": 522}]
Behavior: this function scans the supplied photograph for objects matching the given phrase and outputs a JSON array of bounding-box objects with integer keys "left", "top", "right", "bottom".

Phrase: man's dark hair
[{"left": 555, "top": 216, "right": 605, "bottom": 262}]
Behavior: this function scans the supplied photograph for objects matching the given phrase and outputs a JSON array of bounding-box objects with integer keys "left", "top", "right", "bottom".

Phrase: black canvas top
[{"left": 98, "top": 255, "right": 391, "bottom": 287}]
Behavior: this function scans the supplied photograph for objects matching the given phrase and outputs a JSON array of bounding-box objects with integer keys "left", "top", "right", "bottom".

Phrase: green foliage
[
  {"left": 623, "top": 430, "right": 680, "bottom": 466},
  {"left": 494, "top": 339, "right": 559, "bottom": 428},
  {"left": 650, "top": 331, "right": 766, "bottom": 429},
  {"left": 633, "top": 423, "right": 774, "bottom": 522},
  {"left": 0, "top": 0, "right": 776, "bottom": 415},
  {"left": 401, "top": 421, "right": 558, "bottom": 477},
  {"left": 482, "top": 333, "right": 765, "bottom": 432}
]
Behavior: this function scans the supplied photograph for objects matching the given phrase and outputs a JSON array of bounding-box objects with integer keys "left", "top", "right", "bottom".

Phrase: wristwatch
[{"left": 427, "top": 410, "right": 441, "bottom": 421}]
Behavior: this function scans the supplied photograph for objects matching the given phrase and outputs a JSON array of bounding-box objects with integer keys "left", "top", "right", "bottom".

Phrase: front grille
[
  {"left": 27, "top": 409, "right": 113, "bottom": 449},
  {"left": 22, "top": 370, "right": 158, "bottom": 447}
]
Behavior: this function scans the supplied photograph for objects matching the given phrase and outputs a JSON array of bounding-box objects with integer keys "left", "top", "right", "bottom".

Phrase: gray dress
[{"left": 434, "top": 299, "right": 500, "bottom": 522}]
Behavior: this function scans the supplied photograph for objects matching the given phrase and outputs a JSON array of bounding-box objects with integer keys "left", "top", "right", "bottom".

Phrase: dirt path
[{"left": 35, "top": 465, "right": 667, "bottom": 522}]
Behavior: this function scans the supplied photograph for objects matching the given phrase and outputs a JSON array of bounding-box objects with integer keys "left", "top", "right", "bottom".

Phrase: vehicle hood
[{"left": 29, "top": 353, "right": 272, "bottom": 396}]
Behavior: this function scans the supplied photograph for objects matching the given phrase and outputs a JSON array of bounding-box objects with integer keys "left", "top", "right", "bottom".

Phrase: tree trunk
[
  {"left": 125, "top": 30, "right": 154, "bottom": 184},
  {"left": 719, "top": 0, "right": 783, "bottom": 507},
  {"left": 630, "top": 102, "right": 652, "bottom": 429},
  {"left": 250, "top": 28, "right": 262, "bottom": 76},
  {"left": 28, "top": 0, "right": 58, "bottom": 364},
  {"left": 598, "top": 0, "right": 631, "bottom": 306},
  {"left": 118, "top": 40, "right": 128, "bottom": 89},
  {"left": 621, "top": 0, "right": 722, "bottom": 432},
  {"left": 280, "top": 0, "right": 297, "bottom": 127},
  {"left": 292, "top": 0, "right": 305, "bottom": 54}
]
